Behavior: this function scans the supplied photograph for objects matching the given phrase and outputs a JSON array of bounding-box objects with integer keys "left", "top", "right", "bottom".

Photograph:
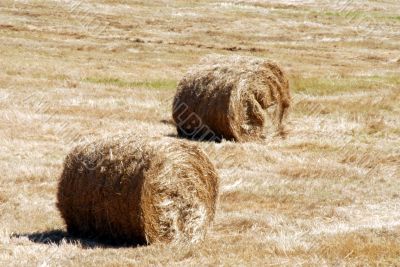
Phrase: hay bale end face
[
  {"left": 173, "top": 55, "right": 291, "bottom": 142},
  {"left": 57, "top": 136, "right": 219, "bottom": 244}
]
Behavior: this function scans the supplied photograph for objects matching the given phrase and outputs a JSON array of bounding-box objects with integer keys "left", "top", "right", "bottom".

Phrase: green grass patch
[
  {"left": 324, "top": 10, "right": 365, "bottom": 19},
  {"left": 83, "top": 76, "right": 177, "bottom": 90},
  {"left": 390, "top": 15, "right": 400, "bottom": 21},
  {"left": 290, "top": 75, "right": 399, "bottom": 96},
  {"left": 309, "top": 9, "right": 400, "bottom": 23}
]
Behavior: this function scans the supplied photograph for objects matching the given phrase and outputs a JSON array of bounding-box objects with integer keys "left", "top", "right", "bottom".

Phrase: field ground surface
[{"left": 0, "top": 0, "right": 399, "bottom": 266}]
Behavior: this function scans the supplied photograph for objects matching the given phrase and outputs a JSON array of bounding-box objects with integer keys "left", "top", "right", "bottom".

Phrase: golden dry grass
[{"left": 0, "top": 0, "right": 399, "bottom": 266}]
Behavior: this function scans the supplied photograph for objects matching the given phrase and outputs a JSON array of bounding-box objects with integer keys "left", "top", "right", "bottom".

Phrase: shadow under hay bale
[
  {"left": 172, "top": 54, "right": 291, "bottom": 142},
  {"left": 12, "top": 230, "right": 145, "bottom": 248},
  {"left": 57, "top": 135, "right": 219, "bottom": 245}
]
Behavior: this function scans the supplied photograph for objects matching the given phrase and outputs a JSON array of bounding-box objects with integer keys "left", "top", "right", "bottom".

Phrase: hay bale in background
[
  {"left": 172, "top": 54, "right": 291, "bottom": 142},
  {"left": 57, "top": 135, "right": 219, "bottom": 244}
]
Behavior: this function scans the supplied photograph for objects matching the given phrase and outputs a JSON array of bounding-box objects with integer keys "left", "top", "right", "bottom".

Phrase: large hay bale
[
  {"left": 172, "top": 54, "right": 291, "bottom": 142},
  {"left": 57, "top": 135, "right": 219, "bottom": 244}
]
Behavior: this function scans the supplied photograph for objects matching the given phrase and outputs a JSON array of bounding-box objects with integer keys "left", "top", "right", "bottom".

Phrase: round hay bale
[
  {"left": 172, "top": 54, "right": 291, "bottom": 142},
  {"left": 57, "top": 135, "right": 219, "bottom": 244}
]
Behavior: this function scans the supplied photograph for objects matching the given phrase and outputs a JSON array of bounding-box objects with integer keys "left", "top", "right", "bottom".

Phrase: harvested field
[{"left": 0, "top": 0, "right": 399, "bottom": 266}]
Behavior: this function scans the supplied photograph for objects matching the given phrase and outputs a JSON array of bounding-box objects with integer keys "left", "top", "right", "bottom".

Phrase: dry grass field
[{"left": 0, "top": 0, "right": 399, "bottom": 266}]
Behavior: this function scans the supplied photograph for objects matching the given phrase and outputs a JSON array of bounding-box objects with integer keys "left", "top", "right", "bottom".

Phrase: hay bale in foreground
[
  {"left": 172, "top": 54, "right": 291, "bottom": 142},
  {"left": 57, "top": 135, "right": 219, "bottom": 244}
]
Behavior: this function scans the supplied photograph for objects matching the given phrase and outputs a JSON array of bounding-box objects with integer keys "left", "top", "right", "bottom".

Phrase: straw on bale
[
  {"left": 172, "top": 54, "right": 291, "bottom": 142},
  {"left": 57, "top": 135, "right": 219, "bottom": 244}
]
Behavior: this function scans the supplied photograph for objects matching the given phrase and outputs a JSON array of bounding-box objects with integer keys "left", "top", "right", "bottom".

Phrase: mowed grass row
[{"left": 79, "top": 73, "right": 400, "bottom": 95}]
